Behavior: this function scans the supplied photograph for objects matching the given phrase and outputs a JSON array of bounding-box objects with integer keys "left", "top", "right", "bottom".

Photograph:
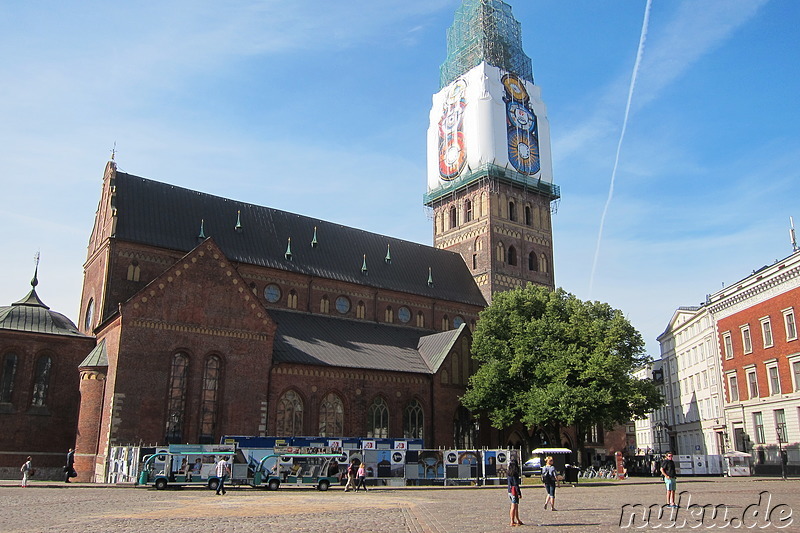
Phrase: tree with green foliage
[{"left": 461, "top": 285, "right": 662, "bottom": 460}]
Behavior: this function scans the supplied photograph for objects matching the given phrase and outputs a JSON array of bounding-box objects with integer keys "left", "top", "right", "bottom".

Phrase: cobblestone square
[{"left": 1, "top": 477, "right": 796, "bottom": 532}]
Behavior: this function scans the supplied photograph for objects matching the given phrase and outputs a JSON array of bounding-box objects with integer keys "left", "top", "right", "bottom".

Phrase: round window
[
  {"left": 398, "top": 306, "right": 411, "bottom": 323},
  {"left": 335, "top": 296, "right": 351, "bottom": 314},
  {"left": 453, "top": 316, "right": 465, "bottom": 328},
  {"left": 264, "top": 284, "right": 281, "bottom": 303}
]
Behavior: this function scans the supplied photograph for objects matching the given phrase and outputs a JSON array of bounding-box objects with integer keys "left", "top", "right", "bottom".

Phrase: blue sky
[{"left": 1, "top": 0, "right": 798, "bottom": 356}]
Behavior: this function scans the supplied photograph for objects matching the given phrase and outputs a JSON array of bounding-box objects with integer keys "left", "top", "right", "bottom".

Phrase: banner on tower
[{"left": 427, "top": 62, "right": 553, "bottom": 193}]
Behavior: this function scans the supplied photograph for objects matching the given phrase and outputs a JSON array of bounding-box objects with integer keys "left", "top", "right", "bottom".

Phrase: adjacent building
[
  {"left": 0, "top": 268, "right": 95, "bottom": 479},
  {"left": 657, "top": 306, "right": 726, "bottom": 456},
  {"left": 707, "top": 251, "right": 800, "bottom": 475}
]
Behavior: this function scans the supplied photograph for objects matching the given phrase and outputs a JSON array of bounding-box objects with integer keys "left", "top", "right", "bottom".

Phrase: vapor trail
[{"left": 589, "top": 0, "right": 652, "bottom": 296}]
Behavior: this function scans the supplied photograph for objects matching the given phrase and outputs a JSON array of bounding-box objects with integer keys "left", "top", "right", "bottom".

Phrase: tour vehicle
[
  {"left": 254, "top": 452, "right": 345, "bottom": 491},
  {"left": 138, "top": 444, "right": 238, "bottom": 490}
]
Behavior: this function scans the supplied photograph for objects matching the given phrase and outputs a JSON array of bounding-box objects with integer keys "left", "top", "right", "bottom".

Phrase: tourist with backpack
[{"left": 541, "top": 456, "right": 557, "bottom": 510}]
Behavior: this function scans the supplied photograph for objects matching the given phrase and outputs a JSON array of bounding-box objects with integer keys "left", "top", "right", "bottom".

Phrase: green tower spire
[{"left": 440, "top": 0, "right": 533, "bottom": 89}]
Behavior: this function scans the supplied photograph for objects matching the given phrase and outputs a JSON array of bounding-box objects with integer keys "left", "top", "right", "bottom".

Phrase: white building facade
[{"left": 656, "top": 306, "right": 726, "bottom": 456}]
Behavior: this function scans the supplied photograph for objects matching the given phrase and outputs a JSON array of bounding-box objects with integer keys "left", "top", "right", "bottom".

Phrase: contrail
[{"left": 589, "top": 0, "right": 652, "bottom": 296}]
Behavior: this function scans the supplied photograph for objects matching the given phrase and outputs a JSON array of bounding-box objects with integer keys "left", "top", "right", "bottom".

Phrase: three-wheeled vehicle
[
  {"left": 254, "top": 452, "right": 345, "bottom": 491},
  {"left": 138, "top": 444, "right": 238, "bottom": 490}
]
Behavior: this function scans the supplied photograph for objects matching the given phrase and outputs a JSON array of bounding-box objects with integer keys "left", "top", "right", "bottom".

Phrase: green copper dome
[{"left": 440, "top": 0, "right": 534, "bottom": 89}]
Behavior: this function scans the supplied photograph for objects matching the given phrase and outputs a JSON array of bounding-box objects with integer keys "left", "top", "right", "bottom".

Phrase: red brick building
[
  {"left": 708, "top": 252, "right": 800, "bottom": 474},
  {"left": 0, "top": 269, "right": 95, "bottom": 479}
]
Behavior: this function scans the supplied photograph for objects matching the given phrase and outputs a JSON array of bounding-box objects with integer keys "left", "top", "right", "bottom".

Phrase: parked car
[{"left": 522, "top": 457, "right": 542, "bottom": 477}]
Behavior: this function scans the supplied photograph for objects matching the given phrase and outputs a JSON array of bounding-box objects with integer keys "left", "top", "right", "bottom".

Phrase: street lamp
[
  {"left": 777, "top": 429, "right": 786, "bottom": 481},
  {"left": 653, "top": 421, "right": 667, "bottom": 455}
]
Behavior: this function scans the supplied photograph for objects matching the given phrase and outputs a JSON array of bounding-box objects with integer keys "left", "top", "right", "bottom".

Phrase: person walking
[
  {"left": 355, "top": 461, "right": 367, "bottom": 492},
  {"left": 21, "top": 456, "right": 32, "bottom": 487},
  {"left": 660, "top": 452, "right": 677, "bottom": 508},
  {"left": 507, "top": 459, "right": 524, "bottom": 526},
  {"left": 541, "top": 456, "right": 558, "bottom": 511},
  {"left": 215, "top": 456, "right": 231, "bottom": 495},
  {"left": 64, "top": 448, "right": 75, "bottom": 483},
  {"left": 344, "top": 459, "right": 358, "bottom": 492}
]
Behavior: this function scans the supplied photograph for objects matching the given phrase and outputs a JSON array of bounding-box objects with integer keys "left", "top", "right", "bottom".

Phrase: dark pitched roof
[
  {"left": 270, "top": 309, "right": 459, "bottom": 374},
  {"left": 417, "top": 324, "right": 465, "bottom": 372},
  {"left": 0, "top": 281, "right": 87, "bottom": 338},
  {"left": 80, "top": 338, "right": 108, "bottom": 367},
  {"left": 112, "top": 171, "right": 486, "bottom": 307}
]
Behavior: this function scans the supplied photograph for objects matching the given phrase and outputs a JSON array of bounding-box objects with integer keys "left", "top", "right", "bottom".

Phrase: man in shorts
[{"left": 660, "top": 452, "right": 677, "bottom": 507}]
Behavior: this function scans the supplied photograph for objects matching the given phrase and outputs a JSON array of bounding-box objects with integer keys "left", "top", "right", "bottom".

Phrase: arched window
[
  {"left": 416, "top": 312, "right": 425, "bottom": 328},
  {"left": 126, "top": 261, "right": 140, "bottom": 282},
  {"left": 165, "top": 353, "right": 188, "bottom": 443},
  {"left": 508, "top": 246, "right": 517, "bottom": 266},
  {"left": 199, "top": 355, "right": 222, "bottom": 444},
  {"left": 496, "top": 242, "right": 505, "bottom": 262},
  {"left": 318, "top": 392, "right": 344, "bottom": 437},
  {"left": 276, "top": 390, "right": 303, "bottom": 436},
  {"left": 30, "top": 355, "right": 52, "bottom": 407},
  {"left": 528, "top": 252, "right": 538, "bottom": 271},
  {"left": 385, "top": 306, "right": 394, "bottom": 323},
  {"left": 287, "top": 290, "right": 298, "bottom": 309},
  {"left": 454, "top": 406, "right": 478, "bottom": 448},
  {"left": 474, "top": 236, "right": 482, "bottom": 252},
  {"left": 451, "top": 351, "right": 461, "bottom": 384},
  {"left": 441, "top": 314, "right": 449, "bottom": 331},
  {"left": 84, "top": 298, "right": 94, "bottom": 332},
  {"left": 465, "top": 199, "right": 473, "bottom": 222},
  {"left": 367, "top": 397, "right": 389, "bottom": 438},
  {"left": 441, "top": 368, "right": 449, "bottom": 384},
  {"left": 449, "top": 206, "right": 458, "bottom": 229},
  {"left": 540, "top": 254, "right": 549, "bottom": 273},
  {"left": 508, "top": 201, "right": 517, "bottom": 222},
  {"left": 525, "top": 205, "right": 532, "bottom": 226},
  {"left": 320, "top": 295, "right": 330, "bottom": 313},
  {"left": 462, "top": 339, "right": 471, "bottom": 380},
  {"left": 356, "top": 301, "right": 366, "bottom": 319},
  {"left": 403, "top": 400, "right": 424, "bottom": 440},
  {"left": 1, "top": 353, "right": 18, "bottom": 403}
]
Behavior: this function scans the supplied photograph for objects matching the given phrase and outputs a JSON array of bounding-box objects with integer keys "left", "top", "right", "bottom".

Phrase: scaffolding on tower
[{"left": 440, "top": 0, "right": 534, "bottom": 89}]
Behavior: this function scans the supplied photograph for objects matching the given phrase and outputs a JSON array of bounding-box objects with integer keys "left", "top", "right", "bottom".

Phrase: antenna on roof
[
  {"left": 110, "top": 141, "right": 117, "bottom": 161},
  {"left": 790, "top": 216, "right": 798, "bottom": 253}
]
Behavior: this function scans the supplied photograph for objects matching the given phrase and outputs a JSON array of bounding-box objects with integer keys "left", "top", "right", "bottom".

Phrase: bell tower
[{"left": 425, "top": 0, "right": 559, "bottom": 303}]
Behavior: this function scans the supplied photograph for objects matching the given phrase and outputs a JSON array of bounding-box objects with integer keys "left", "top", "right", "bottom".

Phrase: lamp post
[
  {"left": 777, "top": 429, "right": 786, "bottom": 481},
  {"left": 653, "top": 421, "right": 667, "bottom": 455}
]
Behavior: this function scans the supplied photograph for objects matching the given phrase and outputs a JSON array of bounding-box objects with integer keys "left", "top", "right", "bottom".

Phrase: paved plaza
[{"left": 1, "top": 477, "right": 797, "bottom": 532}]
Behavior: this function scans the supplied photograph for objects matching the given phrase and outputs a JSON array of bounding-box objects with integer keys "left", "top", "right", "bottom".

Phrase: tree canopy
[{"left": 461, "top": 285, "right": 662, "bottom": 441}]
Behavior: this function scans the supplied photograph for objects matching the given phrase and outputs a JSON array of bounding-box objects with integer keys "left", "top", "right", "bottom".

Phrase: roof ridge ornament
[
  {"left": 311, "top": 226, "right": 318, "bottom": 248},
  {"left": 385, "top": 243, "right": 392, "bottom": 264},
  {"left": 235, "top": 210, "right": 242, "bottom": 232},
  {"left": 362, "top": 254, "right": 368, "bottom": 275},
  {"left": 198, "top": 219, "right": 206, "bottom": 240},
  {"left": 285, "top": 238, "right": 293, "bottom": 261},
  {"left": 428, "top": 267, "right": 434, "bottom": 287},
  {"left": 12, "top": 251, "right": 50, "bottom": 309}
]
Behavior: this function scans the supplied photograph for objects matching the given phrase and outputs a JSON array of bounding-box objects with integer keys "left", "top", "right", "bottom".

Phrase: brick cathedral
[{"left": 1, "top": 0, "right": 562, "bottom": 482}]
